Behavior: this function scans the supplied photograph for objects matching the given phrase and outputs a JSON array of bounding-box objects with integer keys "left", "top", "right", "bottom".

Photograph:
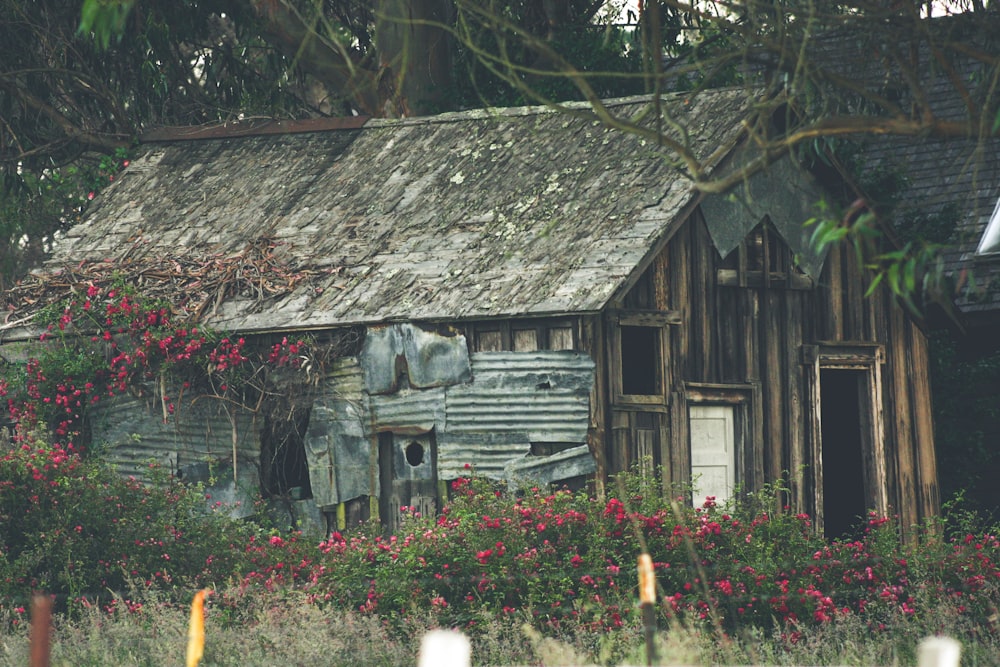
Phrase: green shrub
[{"left": 0, "top": 427, "right": 258, "bottom": 610}]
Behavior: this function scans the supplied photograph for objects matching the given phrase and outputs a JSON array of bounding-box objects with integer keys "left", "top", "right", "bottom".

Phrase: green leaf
[
  {"left": 864, "top": 272, "right": 884, "bottom": 298},
  {"left": 887, "top": 262, "right": 900, "bottom": 296},
  {"left": 77, "top": 0, "right": 134, "bottom": 49}
]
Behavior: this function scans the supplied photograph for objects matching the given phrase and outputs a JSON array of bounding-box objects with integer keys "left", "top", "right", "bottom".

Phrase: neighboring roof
[
  {"left": 862, "top": 135, "right": 1000, "bottom": 318},
  {"left": 844, "top": 15, "right": 1000, "bottom": 321},
  {"left": 7, "top": 88, "right": 762, "bottom": 335}
]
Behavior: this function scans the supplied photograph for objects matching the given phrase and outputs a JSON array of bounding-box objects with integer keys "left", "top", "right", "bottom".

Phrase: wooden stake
[
  {"left": 29, "top": 594, "right": 51, "bottom": 667},
  {"left": 418, "top": 629, "right": 471, "bottom": 667},
  {"left": 917, "top": 637, "right": 961, "bottom": 667},
  {"left": 638, "top": 553, "right": 657, "bottom": 666}
]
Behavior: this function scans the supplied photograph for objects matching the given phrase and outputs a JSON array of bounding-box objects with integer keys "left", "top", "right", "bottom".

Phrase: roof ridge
[{"left": 141, "top": 87, "right": 751, "bottom": 142}]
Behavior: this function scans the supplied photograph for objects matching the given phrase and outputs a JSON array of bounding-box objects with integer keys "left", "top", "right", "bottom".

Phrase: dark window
[{"left": 620, "top": 326, "right": 659, "bottom": 395}]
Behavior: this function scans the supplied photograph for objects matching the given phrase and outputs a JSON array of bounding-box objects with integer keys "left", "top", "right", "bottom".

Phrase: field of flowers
[{"left": 1, "top": 435, "right": 999, "bottom": 665}]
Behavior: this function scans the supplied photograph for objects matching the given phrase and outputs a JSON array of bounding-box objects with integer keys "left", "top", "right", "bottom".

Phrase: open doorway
[
  {"left": 260, "top": 409, "right": 312, "bottom": 500},
  {"left": 820, "top": 369, "right": 867, "bottom": 540}
]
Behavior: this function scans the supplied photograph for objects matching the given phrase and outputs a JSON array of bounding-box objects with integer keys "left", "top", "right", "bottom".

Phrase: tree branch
[{"left": 247, "top": 0, "right": 380, "bottom": 114}]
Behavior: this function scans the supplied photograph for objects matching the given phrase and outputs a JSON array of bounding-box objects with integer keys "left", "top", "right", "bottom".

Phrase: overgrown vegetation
[
  {"left": 1, "top": 434, "right": 998, "bottom": 665},
  {"left": 0, "top": 286, "right": 994, "bottom": 663},
  {"left": 0, "top": 282, "right": 311, "bottom": 451}
]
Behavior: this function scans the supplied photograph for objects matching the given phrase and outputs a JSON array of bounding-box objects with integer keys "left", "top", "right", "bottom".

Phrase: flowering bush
[
  {"left": 0, "top": 283, "right": 307, "bottom": 449},
  {"left": 0, "top": 428, "right": 258, "bottom": 609},
  {"left": 289, "top": 473, "right": 1000, "bottom": 648},
  {"left": 1, "top": 447, "right": 998, "bottom": 662}
]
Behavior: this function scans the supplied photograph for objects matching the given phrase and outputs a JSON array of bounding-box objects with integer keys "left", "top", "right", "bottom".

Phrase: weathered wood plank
[
  {"left": 763, "top": 290, "right": 785, "bottom": 487},
  {"left": 582, "top": 316, "right": 608, "bottom": 496},
  {"left": 909, "top": 321, "right": 940, "bottom": 526},
  {"left": 889, "top": 304, "right": 918, "bottom": 532},
  {"left": 513, "top": 328, "right": 539, "bottom": 352},
  {"left": 785, "top": 292, "right": 806, "bottom": 511}
]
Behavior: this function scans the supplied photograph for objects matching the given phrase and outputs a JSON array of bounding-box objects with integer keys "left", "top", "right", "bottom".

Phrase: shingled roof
[{"left": 8, "top": 88, "right": 773, "bottom": 335}]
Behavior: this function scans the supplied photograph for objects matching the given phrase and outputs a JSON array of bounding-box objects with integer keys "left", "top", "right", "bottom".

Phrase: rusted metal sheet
[
  {"left": 305, "top": 358, "right": 372, "bottom": 507},
  {"left": 361, "top": 323, "right": 471, "bottom": 394},
  {"left": 504, "top": 444, "right": 596, "bottom": 487}
]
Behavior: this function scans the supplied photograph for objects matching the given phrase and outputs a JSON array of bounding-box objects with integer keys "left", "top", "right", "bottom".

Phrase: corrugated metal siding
[
  {"left": 306, "top": 358, "right": 372, "bottom": 507},
  {"left": 312, "top": 345, "right": 597, "bottom": 491},
  {"left": 89, "top": 393, "right": 260, "bottom": 485},
  {"left": 438, "top": 437, "right": 532, "bottom": 480},
  {"left": 369, "top": 388, "right": 445, "bottom": 434},
  {"left": 445, "top": 391, "right": 589, "bottom": 441}
]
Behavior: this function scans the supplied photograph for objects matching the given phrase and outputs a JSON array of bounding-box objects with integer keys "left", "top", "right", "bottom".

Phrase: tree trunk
[
  {"left": 250, "top": 0, "right": 454, "bottom": 118},
  {"left": 375, "top": 0, "right": 453, "bottom": 117}
]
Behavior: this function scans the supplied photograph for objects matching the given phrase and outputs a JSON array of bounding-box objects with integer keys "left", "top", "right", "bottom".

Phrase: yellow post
[
  {"left": 638, "top": 553, "right": 657, "bottom": 666},
  {"left": 186, "top": 589, "right": 212, "bottom": 667}
]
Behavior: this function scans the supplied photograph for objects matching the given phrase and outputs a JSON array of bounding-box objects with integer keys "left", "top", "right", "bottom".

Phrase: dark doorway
[
  {"left": 820, "top": 369, "right": 867, "bottom": 540},
  {"left": 260, "top": 409, "right": 312, "bottom": 499}
]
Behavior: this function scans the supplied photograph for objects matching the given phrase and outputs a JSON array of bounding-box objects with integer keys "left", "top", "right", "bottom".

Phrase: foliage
[
  {"left": 1, "top": 459, "right": 999, "bottom": 663},
  {"left": 929, "top": 332, "right": 1000, "bottom": 519},
  {"left": 0, "top": 148, "right": 130, "bottom": 290},
  {"left": 0, "top": 282, "right": 308, "bottom": 450},
  {"left": 295, "top": 474, "right": 1000, "bottom": 654},
  {"left": 0, "top": 427, "right": 259, "bottom": 610}
]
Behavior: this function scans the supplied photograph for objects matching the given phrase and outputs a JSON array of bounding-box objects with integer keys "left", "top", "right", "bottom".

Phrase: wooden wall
[{"left": 600, "top": 209, "right": 939, "bottom": 533}]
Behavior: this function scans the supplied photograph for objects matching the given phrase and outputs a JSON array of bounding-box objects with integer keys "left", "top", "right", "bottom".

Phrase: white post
[
  {"left": 418, "top": 629, "right": 471, "bottom": 667},
  {"left": 917, "top": 637, "right": 961, "bottom": 667}
]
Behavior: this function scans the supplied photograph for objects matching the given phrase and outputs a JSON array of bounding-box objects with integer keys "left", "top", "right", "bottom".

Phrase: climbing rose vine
[{"left": 0, "top": 284, "right": 306, "bottom": 449}]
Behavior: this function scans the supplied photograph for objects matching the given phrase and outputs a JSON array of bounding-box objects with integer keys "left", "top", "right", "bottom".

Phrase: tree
[
  {"left": 0, "top": 1, "right": 645, "bottom": 288},
  {"left": 2, "top": 0, "right": 999, "bottom": 292}
]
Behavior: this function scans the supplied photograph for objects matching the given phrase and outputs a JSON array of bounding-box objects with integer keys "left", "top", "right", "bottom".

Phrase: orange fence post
[{"left": 29, "top": 594, "right": 51, "bottom": 667}]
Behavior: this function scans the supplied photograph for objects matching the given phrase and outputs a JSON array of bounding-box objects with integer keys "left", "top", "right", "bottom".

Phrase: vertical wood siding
[{"left": 609, "top": 209, "right": 938, "bottom": 530}]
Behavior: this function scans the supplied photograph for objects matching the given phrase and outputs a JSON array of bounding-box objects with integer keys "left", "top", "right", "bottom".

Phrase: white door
[{"left": 689, "top": 405, "right": 736, "bottom": 506}]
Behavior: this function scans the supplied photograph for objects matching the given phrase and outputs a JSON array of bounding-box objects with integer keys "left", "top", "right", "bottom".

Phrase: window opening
[
  {"left": 620, "top": 326, "right": 659, "bottom": 395},
  {"left": 820, "top": 369, "right": 867, "bottom": 540}
]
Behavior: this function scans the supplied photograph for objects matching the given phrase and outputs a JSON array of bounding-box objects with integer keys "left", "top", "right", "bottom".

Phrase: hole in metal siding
[{"left": 405, "top": 441, "right": 425, "bottom": 467}]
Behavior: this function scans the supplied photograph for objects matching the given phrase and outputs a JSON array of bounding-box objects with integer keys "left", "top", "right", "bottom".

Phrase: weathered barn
[{"left": 1, "top": 88, "right": 939, "bottom": 537}]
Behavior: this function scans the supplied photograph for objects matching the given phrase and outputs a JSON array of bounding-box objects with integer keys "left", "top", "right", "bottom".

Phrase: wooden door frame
[
  {"left": 802, "top": 343, "right": 888, "bottom": 535},
  {"left": 670, "top": 382, "right": 763, "bottom": 501}
]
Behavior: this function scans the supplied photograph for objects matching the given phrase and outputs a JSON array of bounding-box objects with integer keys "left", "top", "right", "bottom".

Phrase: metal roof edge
[
  {"left": 140, "top": 115, "right": 370, "bottom": 143},
  {"left": 139, "top": 86, "right": 757, "bottom": 141}
]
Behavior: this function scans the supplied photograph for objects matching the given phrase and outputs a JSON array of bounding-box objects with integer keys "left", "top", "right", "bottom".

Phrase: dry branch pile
[{"left": 1, "top": 236, "right": 337, "bottom": 328}]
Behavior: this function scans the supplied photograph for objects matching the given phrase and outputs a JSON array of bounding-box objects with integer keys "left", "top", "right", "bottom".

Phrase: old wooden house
[{"left": 1, "top": 88, "right": 939, "bottom": 537}]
